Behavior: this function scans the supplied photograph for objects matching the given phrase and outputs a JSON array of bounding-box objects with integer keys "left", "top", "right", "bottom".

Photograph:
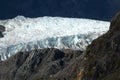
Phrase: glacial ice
[{"left": 0, "top": 16, "right": 110, "bottom": 61}]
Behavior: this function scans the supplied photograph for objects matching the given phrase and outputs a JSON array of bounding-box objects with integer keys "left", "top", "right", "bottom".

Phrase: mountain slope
[
  {"left": 79, "top": 12, "right": 120, "bottom": 80},
  {"left": 0, "top": 48, "right": 83, "bottom": 80}
]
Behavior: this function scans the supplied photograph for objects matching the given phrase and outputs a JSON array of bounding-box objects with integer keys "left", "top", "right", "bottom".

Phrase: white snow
[{"left": 0, "top": 16, "right": 110, "bottom": 61}]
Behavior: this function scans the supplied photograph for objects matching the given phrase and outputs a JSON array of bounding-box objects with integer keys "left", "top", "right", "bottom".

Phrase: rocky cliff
[{"left": 80, "top": 12, "right": 120, "bottom": 80}]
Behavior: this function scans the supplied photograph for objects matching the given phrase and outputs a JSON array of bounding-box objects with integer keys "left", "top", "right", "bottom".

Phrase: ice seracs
[{"left": 0, "top": 16, "right": 110, "bottom": 61}]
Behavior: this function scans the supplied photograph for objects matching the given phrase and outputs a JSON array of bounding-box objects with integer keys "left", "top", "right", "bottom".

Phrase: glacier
[{"left": 0, "top": 16, "right": 110, "bottom": 61}]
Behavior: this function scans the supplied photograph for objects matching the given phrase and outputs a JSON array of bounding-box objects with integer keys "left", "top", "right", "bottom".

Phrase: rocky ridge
[{"left": 79, "top": 12, "right": 120, "bottom": 80}]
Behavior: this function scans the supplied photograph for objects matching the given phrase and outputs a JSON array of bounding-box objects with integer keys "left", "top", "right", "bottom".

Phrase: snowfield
[{"left": 0, "top": 16, "right": 110, "bottom": 60}]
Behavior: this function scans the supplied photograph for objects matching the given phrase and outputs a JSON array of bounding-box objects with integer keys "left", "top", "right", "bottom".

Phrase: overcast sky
[{"left": 0, "top": 0, "right": 120, "bottom": 20}]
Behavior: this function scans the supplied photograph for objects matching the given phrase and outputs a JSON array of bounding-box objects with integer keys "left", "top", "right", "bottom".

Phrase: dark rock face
[
  {"left": 81, "top": 12, "right": 120, "bottom": 80},
  {"left": 0, "top": 25, "right": 5, "bottom": 32},
  {"left": 0, "top": 32, "right": 3, "bottom": 37},
  {"left": 0, "top": 48, "right": 83, "bottom": 80},
  {"left": 0, "top": 25, "right": 5, "bottom": 37}
]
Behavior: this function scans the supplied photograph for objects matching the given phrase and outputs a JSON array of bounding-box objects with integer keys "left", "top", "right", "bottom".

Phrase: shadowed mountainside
[
  {"left": 80, "top": 12, "right": 120, "bottom": 80},
  {"left": 0, "top": 48, "right": 83, "bottom": 80}
]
